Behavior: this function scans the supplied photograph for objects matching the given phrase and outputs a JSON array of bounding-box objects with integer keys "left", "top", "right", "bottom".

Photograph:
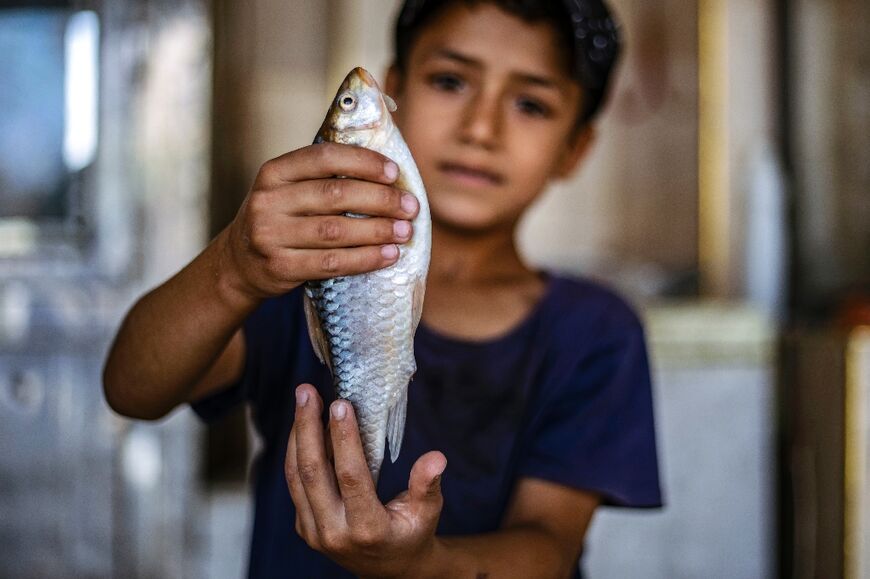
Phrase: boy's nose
[{"left": 459, "top": 90, "right": 501, "bottom": 149}]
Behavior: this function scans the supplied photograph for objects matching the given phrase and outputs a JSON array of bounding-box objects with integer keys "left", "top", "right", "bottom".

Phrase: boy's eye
[
  {"left": 516, "top": 97, "right": 550, "bottom": 118},
  {"left": 429, "top": 73, "right": 465, "bottom": 92}
]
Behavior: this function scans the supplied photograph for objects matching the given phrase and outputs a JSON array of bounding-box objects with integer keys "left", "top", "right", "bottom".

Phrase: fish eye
[{"left": 339, "top": 93, "right": 357, "bottom": 111}]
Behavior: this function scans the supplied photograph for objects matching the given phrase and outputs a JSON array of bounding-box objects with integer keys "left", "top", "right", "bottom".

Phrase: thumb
[{"left": 408, "top": 451, "right": 447, "bottom": 512}]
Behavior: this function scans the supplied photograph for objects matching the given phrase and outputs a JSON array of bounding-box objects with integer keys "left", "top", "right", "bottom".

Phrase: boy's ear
[
  {"left": 555, "top": 126, "right": 596, "bottom": 179},
  {"left": 384, "top": 65, "right": 403, "bottom": 98}
]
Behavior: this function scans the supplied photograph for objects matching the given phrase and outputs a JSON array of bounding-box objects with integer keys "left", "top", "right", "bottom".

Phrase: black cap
[{"left": 395, "top": 0, "right": 622, "bottom": 122}]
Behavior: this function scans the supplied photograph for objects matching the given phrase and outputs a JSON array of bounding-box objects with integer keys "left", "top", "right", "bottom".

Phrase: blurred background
[{"left": 0, "top": 0, "right": 867, "bottom": 577}]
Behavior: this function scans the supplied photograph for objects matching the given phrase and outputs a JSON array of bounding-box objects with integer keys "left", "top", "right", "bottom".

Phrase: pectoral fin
[
  {"left": 383, "top": 93, "right": 398, "bottom": 113},
  {"left": 303, "top": 291, "right": 333, "bottom": 375}
]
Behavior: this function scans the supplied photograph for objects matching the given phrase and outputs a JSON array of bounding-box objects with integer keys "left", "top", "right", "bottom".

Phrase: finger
[
  {"left": 280, "top": 215, "right": 412, "bottom": 249},
  {"left": 283, "top": 178, "right": 419, "bottom": 220},
  {"left": 294, "top": 384, "right": 343, "bottom": 530},
  {"left": 271, "top": 245, "right": 401, "bottom": 281},
  {"left": 285, "top": 422, "right": 318, "bottom": 544},
  {"left": 248, "top": 181, "right": 413, "bottom": 220},
  {"left": 325, "top": 421, "right": 335, "bottom": 464},
  {"left": 329, "top": 400, "right": 384, "bottom": 528},
  {"left": 257, "top": 143, "right": 400, "bottom": 188},
  {"left": 407, "top": 451, "right": 447, "bottom": 517}
]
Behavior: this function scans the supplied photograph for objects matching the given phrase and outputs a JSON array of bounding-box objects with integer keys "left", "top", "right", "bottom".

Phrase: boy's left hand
[{"left": 286, "top": 384, "right": 447, "bottom": 579}]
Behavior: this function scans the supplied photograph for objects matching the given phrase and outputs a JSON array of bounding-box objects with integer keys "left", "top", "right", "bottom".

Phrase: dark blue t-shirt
[{"left": 192, "top": 274, "right": 662, "bottom": 578}]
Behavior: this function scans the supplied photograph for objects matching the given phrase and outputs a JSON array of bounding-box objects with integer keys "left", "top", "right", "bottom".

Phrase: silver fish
[{"left": 304, "top": 67, "right": 431, "bottom": 482}]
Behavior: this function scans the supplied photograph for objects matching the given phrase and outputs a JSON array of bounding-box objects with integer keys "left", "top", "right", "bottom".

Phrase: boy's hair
[{"left": 393, "top": 0, "right": 622, "bottom": 125}]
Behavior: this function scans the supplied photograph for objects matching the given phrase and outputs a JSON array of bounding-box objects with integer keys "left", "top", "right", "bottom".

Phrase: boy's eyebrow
[
  {"left": 431, "top": 48, "right": 564, "bottom": 92},
  {"left": 433, "top": 48, "right": 479, "bottom": 67}
]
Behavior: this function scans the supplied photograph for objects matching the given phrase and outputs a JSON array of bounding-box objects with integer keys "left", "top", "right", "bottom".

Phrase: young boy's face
[{"left": 386, "top": 2, "right": 593, "bottom": 234}]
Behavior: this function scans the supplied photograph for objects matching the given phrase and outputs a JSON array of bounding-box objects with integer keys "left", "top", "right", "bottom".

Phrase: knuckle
[
  {"left": 319, "top": 529, "right": 345, "bottom": 553},
  {"left": 317, "top": 218, "right": 343, "bottom": 243},
  {"left": 297, "top": 462, "right": 319, "bottom": 484},
  {"left": 350, "top": 526, "right": 383, "bottom": 548},
  {"left": 316, "top": 141, "right": 336, "bottom": 159},
  {"left": 310, "top": 143, "right": 330, "bottom": 166},
  {"left": 294, "top": 516, "right": 323, "bottom": 552},
  {"left": 323, "top": 179, "right": 345, "bottom": 205},
  {"left": 284, "top": 461, "right": 299, "bottom": 483},
  {"left": 319, "top": 251, "right": 341, "bottom": 274},
  {"left": 380, "top": 186, "right": 398, "bottom": 211},
  {"left": 348, "top": 144, "right": 372, "bottom": 165},
  {"left": 246, "top": 190, "right": 268, "bottom": 216},
  {"left": 336, "top": 470, "right": 363, "bottom": 493},
  {"left": 301, "top": 530, "right": 322, "bottom": 551},
  {"left": 258, "top": 159, "right": 280, "bottom": 183},
  {"left": 249, "top": 221, "right": 269, "bottom": 249},
  {"left": 284, "top": 460, "right": 299, "bottom": 494}
]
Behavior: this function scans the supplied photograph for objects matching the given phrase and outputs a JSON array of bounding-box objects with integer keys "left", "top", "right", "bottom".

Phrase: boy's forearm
[
  {"left": 103, "top": 228, "right": 263, "bottom": 420},
  {"left": 407, "top": 526, "right": 575, "bottom": 579}
]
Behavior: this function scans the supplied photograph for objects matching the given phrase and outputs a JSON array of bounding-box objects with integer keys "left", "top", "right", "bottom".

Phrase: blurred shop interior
[{"left": 0, "top": 0, "right": 868, "bottom": 577}]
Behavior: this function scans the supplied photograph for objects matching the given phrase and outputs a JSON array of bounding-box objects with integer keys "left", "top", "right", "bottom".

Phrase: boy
[{"left": 103, "top": 0, "right": 662, "bottom": 577}]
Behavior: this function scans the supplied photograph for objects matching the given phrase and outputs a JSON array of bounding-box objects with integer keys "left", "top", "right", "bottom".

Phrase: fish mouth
[
  {"left": 343, "top": 119, "right": 384, "bottom": 132},
  {"left": 438, "top": 162, "right": 505, "bottom": 187}
]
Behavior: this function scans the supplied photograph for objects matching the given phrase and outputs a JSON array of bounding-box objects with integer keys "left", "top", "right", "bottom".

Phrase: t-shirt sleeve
[
  {"left": 519, "top": 309, "right": 663, "bottom": 508},
  {"left": 189, "top": 291, "right": 298, "bottom": 423},
  {"left": 188, "top": 366, "right": 248, "bottom": 423}
]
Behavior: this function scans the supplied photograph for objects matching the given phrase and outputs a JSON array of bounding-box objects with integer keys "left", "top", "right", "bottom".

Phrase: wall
[{"left": 790, "top": 0, "right": 870, "bottom": 308}]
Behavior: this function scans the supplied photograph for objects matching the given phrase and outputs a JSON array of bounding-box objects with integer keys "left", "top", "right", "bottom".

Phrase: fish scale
[
  {"left": 304, "top": 67, "right": 431, "bottom": 483},
  {"left": 307, "top": 273, "right": 417, "bottom": 476}
]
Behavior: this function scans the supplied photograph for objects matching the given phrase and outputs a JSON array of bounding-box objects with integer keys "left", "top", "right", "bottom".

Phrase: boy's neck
[{"left": 428, "top": 221, "right": 531, "bottom": 285}]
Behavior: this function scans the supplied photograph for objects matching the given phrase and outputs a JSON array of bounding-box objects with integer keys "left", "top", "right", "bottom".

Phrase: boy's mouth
[{"left": 438, "top": 162, "right": 504, "bottom": 187}]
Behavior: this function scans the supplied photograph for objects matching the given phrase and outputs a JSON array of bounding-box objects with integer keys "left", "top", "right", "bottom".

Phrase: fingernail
[
  {"left": 296, "top": 387, "right": 309, "bottom": 407},
  {"left": 401, "top": 193, "right": 418, "bottom": 215},
  {"left": 394, "top": 220, "right": 411, "bottom": 239},
  {"left": 381, "top": 244, "right": 399, "bottom": 260},
  {"left": 331, "top": 401, "right": 347, "bottom": 421},
  {"left": 384, "top": 161, "right": 399, "bottom": 181},
  {"left": 435, "top": 456, "right": 447, "bottom": 477}
]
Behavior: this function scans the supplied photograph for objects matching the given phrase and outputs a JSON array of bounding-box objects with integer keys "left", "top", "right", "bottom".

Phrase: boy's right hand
[{"left": 221, "top": 142, "right": 419, "bottom": 304}]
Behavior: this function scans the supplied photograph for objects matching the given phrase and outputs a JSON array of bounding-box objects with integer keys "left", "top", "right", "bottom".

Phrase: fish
[{"left": 304, "top": 67, "right": 431, "bottom": 483}]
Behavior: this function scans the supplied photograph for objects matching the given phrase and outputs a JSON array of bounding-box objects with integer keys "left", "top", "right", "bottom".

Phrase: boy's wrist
[
  {"left": 356, "top": 537, "right": 445, "bottom": 579},
  {"left": 396, "top": 537, "right": 451, "bottom": 579},
  {"left": 212, "top": 227, "right": 274, "bottom": 314}
]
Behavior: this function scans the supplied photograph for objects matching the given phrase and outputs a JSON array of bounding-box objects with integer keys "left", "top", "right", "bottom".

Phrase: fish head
[{"left": 316, "top": 67, "right": 397, "bottom": 146}]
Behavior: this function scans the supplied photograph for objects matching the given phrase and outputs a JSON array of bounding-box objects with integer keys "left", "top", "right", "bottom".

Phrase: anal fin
[{"left": 386, "top": 387, "right": 408, "bottom": 463}]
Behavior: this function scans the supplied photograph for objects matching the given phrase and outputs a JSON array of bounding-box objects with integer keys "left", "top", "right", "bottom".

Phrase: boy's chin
[{"left": 431, "top": 207, "right": 515, "bottom": 236}]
